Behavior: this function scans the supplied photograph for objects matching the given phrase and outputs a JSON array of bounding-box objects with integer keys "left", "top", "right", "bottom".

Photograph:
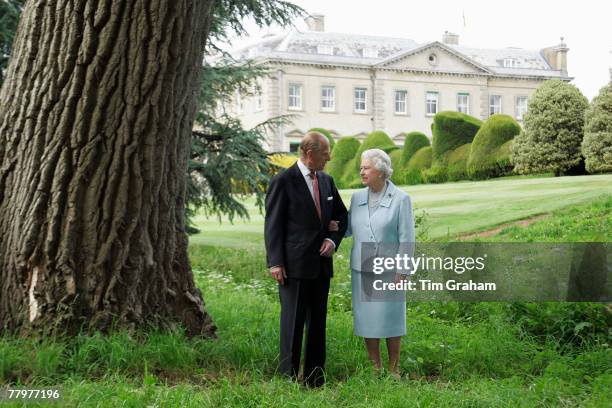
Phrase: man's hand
[
  {"left": 395, "top": 273, "right": 407, "bottom": 284},
  {"left": 270, "top": 266, "right": 287, "bottom": 285},
  {"left": 319, "top": 240, "right": 335, "bottom": 257},
  {"left": 328, "top": 220, "right": 339, "bottom": 232}
]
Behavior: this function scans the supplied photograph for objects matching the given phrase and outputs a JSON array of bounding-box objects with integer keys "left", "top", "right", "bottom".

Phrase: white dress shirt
[{"left": 297, "top": 159, "right": 336, "bottom": 249}]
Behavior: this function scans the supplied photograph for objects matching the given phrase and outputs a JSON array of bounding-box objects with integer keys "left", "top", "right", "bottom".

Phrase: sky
[{"left": 224, "top": 0, "right": 612, "bottom": 100}]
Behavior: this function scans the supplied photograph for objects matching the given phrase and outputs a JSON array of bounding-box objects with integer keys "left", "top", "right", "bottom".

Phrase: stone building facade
[{"left": 222, "top": 15, "right": 571, "bottom": 152}]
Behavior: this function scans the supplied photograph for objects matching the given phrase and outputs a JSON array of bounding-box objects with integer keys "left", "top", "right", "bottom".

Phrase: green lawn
[
  {"left": 190, "top": 174, "right": 612, "bottom": 247},
  {"left": 1, "top": 175, "right": 611, "bottom": 407}
]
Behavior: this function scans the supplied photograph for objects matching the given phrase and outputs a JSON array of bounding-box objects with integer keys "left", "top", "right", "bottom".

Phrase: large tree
[{"left": 0, "top": 0, "right": 218, "bottom": 336}]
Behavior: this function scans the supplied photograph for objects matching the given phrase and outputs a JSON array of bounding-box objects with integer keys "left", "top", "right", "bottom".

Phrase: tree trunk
[{"left": 0, "top": 0, "right": 216, "bottom": 337}]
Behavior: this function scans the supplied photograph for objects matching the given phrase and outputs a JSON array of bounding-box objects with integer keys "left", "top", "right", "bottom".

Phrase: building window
[
  {"left": 457, "top": 93, "right": 469, "bottom": 114},
  {"left": 289, "top": 142, "right": 300, "bottom": 153},
  {"left": 516, "top": 96, "right": 528, "bottom": 120},
  {"left": 321, "top": 86, "right": 335, "bottom": 111},
  {"left": 362, "top": 47, "right": 378, "bottom": 58},
  {"left": 317, "top": 44, "right": 334, "bottom": 55},
  {"left": 489, "top": 95, "right": 502, "bottom": 115},
  {"left": 394, "top": 90, "right": 408, "bottom": 114},
  {"left": 426, "top": 92, "right": 438, "bottom": 116},
  {"left": 354, "top": 87, "right": 367, "bottom": 113},
  {"left": 288, "top": 83, "right": 302, "bottom": 110},
  {"left": 428, "top": 53, "right": 438, "bottom": 66},
  {"left": 503, "top": 58, "right": 519, "bottom": 68}
]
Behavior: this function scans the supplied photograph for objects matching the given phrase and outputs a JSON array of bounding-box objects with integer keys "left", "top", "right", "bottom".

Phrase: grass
[
  {"left": 1, "top": 176, "right": 611, "bottom": 407},
  {"left": 190, "top": 174, "right": 612, "bottom": 246}
]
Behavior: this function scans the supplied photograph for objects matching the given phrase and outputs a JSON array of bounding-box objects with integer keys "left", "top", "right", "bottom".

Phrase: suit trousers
[{"left": 278, "top": 270, "right": 330, "bottom": 386}]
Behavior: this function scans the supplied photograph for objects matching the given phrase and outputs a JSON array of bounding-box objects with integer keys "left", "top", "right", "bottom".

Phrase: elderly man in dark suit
[{"left": 264, "top": 131, "right": 348, "bottom": 387}]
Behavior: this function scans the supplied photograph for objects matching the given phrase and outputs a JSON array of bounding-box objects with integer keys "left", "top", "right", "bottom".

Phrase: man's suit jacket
[{"left": 264, "top": 162, "right": 348, "bottom": 279}]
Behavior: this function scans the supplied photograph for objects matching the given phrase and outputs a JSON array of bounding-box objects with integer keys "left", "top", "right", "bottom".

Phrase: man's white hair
[{"left": 361, "top": 149, "right": 393, "bottom": 180}]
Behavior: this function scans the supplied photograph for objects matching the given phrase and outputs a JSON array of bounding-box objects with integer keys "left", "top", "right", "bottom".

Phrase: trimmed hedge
[
  {"left": 421, "top": 165, "right": 447, "bottom": 184},
  {"left": 308, "top": 128, "right": 335, "bottom": 150},
  {"left": 401, "top": 132, "right": 430, "bottom": 165},
  {"left": 389, "top": 149, "right": 403, "bottom": 185},
  {"left": 582, "top": 82, "right": 612, "bottom": 173},
  {"left": 341, "top": 156, "right": 363, "bottom": 189},
  {"left": 403, "top": 146, "right": 432, "bottom": 185},
  {"left": 431, "top": 111, "right": 482, "bottom": 161},
  {"left": 467, "top": 114, "right": 521, "bottom": 179},
  {"left": 447, "top": 143, "right": 472, "bottom": 181},
  {"left": 326, "top": 136, "right": 360, "bottom": 183}
]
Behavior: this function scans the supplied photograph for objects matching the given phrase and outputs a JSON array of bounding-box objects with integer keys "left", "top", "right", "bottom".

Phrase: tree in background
[
  {"left": 0, "top": 0, "right": 24, "bottom": 86},
  {"left": 512, "top": 80, "right": 589, "bottom": 176},
  {"left": 187, "top": 0, "right": 302, "bottom": 232},
  {"left": 581, "top": 82, "right": 612, "bottom": 173}
]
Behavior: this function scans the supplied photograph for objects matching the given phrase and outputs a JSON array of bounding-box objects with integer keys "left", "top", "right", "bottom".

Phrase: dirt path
[{"left": 458, "top": 214, "right": 550, "bottom": 240}]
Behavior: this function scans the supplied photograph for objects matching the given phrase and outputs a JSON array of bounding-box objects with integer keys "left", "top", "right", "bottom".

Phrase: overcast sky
[{"left": 225, "top": 0, "right": 612, "bottom": 100}]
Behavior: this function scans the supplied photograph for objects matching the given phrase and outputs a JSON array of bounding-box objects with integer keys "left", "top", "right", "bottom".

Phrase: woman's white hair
[{"left": 361, "top": 148, "right": 393, "bottom": 180}]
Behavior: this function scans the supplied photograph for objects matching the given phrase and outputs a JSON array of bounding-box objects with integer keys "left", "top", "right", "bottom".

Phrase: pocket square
[{"left": 327, "top": 196, "right": 333, "bottom": 201}]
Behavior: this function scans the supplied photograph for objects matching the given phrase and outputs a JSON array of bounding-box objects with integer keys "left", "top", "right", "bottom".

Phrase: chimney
[
  {"left": 541, "top": 37, "right": 569, "bottom": 76},
  {"left": 442, "top": 31, "right": 459, "bottom": 45},
  {"left": 305, "top": 14, "right": 325, "bottom": 32}
]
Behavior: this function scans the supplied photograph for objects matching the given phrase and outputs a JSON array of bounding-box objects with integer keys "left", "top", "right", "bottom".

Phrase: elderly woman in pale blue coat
[{"left": 332, "top": 148, "right": 414, "bottom": 378}]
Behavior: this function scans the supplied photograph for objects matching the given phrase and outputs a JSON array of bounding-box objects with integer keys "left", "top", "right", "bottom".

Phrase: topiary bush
[
  {"left": 308, "top": 128, "right": 335, "bottom": 151},
  {"left": 512, "top": 80, "right": 589, "bottom": 176},
  {"left": 401, "top": 131, "right": 430, "bottom": 165},
  {"left": 447, "top": 143, "right": 471, "bottom": 181},
  {"left": 340, "top": 156, "right": 363, "bottom": 189},
  {"left": 431, "top": 111, "right": 482, "bottom": 162},
  {"left": 582, "top": 82, "right": 612, "bottom": 173},
  {"left": 325, "top": 136, "right": 360, "bottom": 185},
  {"left": 403, "top": 146, "right": 432, "bottom": 185},
  {"left": 468, "top": 114, "right": 521, "bottom": 179},
  {"left": 389, "top": 149, "right": 403, "bottom": 185}
]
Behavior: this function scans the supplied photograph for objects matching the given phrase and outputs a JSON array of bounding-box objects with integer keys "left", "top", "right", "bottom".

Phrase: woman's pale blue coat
[{"left": 346, "top": 181, "right": 415, "bottom": 338}]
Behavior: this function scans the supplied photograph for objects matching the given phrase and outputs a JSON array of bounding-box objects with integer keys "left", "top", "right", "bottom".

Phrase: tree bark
[{"left": 0, "top": 0, "right": 216, "bottom": 337}]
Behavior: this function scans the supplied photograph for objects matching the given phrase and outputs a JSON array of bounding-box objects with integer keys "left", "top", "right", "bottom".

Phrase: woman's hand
[{"left": 328, "top": 220, "right": 339, "bottom": 232}]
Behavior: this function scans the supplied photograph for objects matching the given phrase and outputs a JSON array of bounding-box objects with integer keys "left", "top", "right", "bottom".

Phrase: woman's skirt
[{"left": 351, "top": 269, "right": 406, "bottom": 338}]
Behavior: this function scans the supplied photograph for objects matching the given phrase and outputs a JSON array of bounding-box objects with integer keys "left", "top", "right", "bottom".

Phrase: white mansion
[{"left": 223, "top": 15, "right": 571, "bottom": 152}]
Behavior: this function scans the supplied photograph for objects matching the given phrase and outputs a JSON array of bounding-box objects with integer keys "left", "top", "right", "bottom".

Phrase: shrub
[
  {"left": 340, "top": 156, "right": 361, "bottom": 189},
  {"left": 268, "top": 153, "right": 297, "bottom": 168},
  {"left": 421, "top": 165, "right": 447, "bottom": 184},
  {"left": 355, "top": 131, "right": 398, "bottom": 160},
  {"left": 512, "top": 80, "right": 589, "bottom": 176},
  {"left": 468, "top": 114, "right": 521, "bottom": 179},
  {"left": 389, "top": 149, "right": 403, "bottom": 184},
  {"left": 431, "top": 111, "right": 482, "bottom": 161},
  {"left": 582, "top": 82, "right": 612, "bottom": 173},
  {"left": 401, "top": 131, "right": 430, "bottom": 165},
  {"left": 325, "top": 136, "right": 360, "bottom": 183},
  {"left": 447, "top": 143, "right": 471, "bottom": 181},
  {"left": 402, "top": 146, "right": 432, "bottom": 185},
  {"left": 308, "top": 128, "right": 335, "bottom": 150},
  {"left": 507, "top": 302, "right": 612, "bottom": 351}
]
